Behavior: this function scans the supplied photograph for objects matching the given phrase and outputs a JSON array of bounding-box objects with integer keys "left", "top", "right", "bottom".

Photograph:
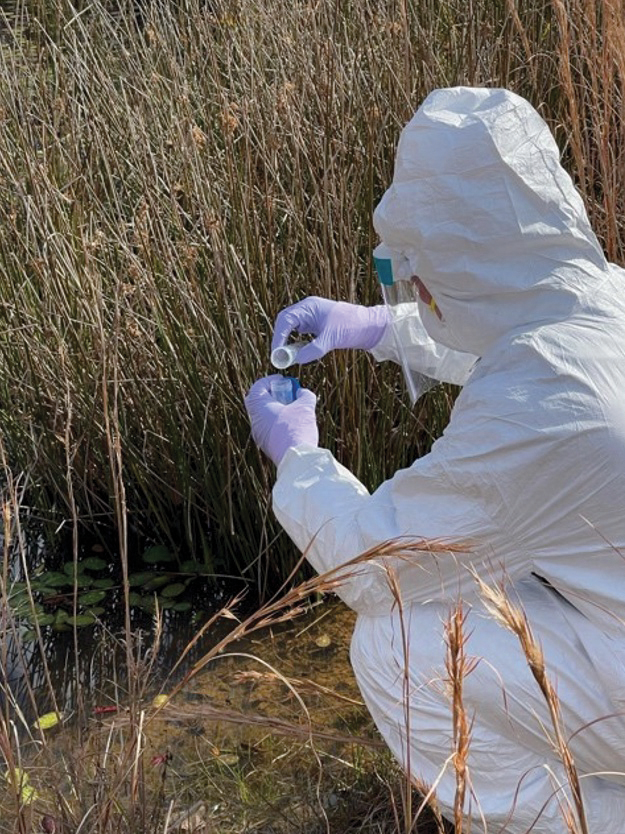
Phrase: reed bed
[{"left": 0, "top": 0, "right": 623, "bottom": 581}]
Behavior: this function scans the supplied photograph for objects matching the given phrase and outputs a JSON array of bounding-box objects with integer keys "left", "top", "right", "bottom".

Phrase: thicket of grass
[{"left": 0, "top": 0, "right": 624, "bottom": 586}]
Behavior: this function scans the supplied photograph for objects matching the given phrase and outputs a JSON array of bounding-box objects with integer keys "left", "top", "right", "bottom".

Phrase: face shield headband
[{"left": 372, "top": 243, "right": 440, "bottom": 405}]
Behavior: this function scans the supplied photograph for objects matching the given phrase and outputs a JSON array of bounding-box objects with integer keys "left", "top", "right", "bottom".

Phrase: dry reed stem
[
  {"left": 476, "top": 576, "right": 589, "bottom": 834},
  {"left": 444, "top": 602, "right": 477, "bottom": 833},
  {"left": 109, "top": 700, "right": 385, "bottom": 752}
]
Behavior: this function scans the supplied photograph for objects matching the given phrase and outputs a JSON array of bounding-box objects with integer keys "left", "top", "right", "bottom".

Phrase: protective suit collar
[{"left": 373, "top": 87, "right": 608, "bottom": 357}]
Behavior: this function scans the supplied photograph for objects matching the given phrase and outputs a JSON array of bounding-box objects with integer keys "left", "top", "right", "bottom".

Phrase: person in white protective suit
[{"left": 244, "top": 87, "right": 625, "bottom": 832}]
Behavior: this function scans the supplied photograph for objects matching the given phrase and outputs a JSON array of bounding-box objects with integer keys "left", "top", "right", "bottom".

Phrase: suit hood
[{"left": 373, "top": 87, "right": 609, "bottom": 355}]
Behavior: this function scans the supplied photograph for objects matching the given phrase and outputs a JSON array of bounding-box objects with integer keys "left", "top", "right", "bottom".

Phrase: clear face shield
[{"left": 372, "top": 243, "right": 439, "bottom": 405}]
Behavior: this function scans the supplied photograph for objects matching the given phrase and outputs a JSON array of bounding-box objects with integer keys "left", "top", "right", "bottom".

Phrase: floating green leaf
[
  {"left": 66, "top": 614, "right": 96, "bottom": 627},
  {"left": 81, "top": 557, "right": 107, "bottom": 571},
  {"left": 142, "top": 545, "right": 175, "bottom": 564},
  {"left": 63, "top": 562, "right": 85, "bottom": 576},
  {"left": 144, "top": 575, "right": 173, "bottom": 592},
  {"left": 9, "top": 582, "right": 27, "bottom": 597},
  {"left": 161, "top": 583, "right": 185, "bottom": 599},
  {"left": 78, "top": 591, "right": 107, "bottom": 606},
  {"left": 42, "top": 573, "right": 71, "bottom": 588},
  {"left": 35, "top": 613, "right": 55, "bottom": 626},
  {"left": 128, "top": 572, "right": 155, "bottom": 586},
  {"left": 92, "top": 578, "right": 114, "bottom": 589},
  {"left": 179, "top": 560, "right": 209, "bottom": 575},
  {"left": 37, "top": 587, "right": 60, "bottom": 598},
  {"left": 172, "top": 601, "right": 192, "bottom": 612}
]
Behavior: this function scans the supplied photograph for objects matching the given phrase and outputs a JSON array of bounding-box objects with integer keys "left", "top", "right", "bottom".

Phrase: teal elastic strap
[{"left": 373, "top": 255, "right": 394, "bottom": 286}]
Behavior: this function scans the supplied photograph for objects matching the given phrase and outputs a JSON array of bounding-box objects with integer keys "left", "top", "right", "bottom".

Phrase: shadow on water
[
  {"left": 2, "top": 587, "right": 240, "bottom": 726},
  {"left": 1, "top": 522, "right": 250, "bottom": 727}
]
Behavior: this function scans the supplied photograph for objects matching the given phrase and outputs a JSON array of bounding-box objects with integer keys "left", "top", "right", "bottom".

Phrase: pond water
[{"left": 2, "top": 599, "right": 404, "bottom": 834}]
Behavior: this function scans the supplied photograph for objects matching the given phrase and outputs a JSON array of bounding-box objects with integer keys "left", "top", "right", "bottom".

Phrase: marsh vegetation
[{"left": 1, "top": 0, "right": 624, "bottom": 831}]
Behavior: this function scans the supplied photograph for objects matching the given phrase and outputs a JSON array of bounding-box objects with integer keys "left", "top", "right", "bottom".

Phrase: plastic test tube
[
  {"left": 270, "top": 340, "right": 307, "bottom": 370},
  {"left": 270, "top": 377, "right": 300, "bottom": 405}
]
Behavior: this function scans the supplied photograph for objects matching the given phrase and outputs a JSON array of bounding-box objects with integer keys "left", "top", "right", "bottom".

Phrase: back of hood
[{"left": 373, "top": 87, "right": 608, "bottom": 355}]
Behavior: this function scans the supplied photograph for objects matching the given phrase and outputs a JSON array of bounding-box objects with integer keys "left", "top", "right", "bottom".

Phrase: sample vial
[
  {"left": 270, "top": 376, "right": 300, "bottom": 405},
  {"left": 270, "top": 341, "right": 307, "bottom": 369}
]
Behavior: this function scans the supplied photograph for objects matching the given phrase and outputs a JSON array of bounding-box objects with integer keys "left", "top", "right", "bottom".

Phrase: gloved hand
[
  {"left": 244, "top": 375, "right": 319, "bottom": 466},
  {"left": 272, "top": 297, "right": 388, "bottom": 365}
]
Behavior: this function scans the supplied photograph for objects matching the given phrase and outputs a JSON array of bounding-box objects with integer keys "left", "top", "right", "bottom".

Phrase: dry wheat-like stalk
[{"left": 476, "top": 575, "right": 589, "bottom": 834}]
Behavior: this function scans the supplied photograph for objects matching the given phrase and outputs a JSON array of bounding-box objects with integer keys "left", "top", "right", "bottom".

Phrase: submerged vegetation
[{"left": 1, "top": 0, "right": 625, "bottom": 832}]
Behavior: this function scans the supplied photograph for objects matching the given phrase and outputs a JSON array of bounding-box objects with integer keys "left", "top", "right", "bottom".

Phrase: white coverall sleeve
[
  {"left": 272, "top": 432, "right": 511, "bottom": 615},
  {"left": 370, "top": 302, "right": 478, "bottom": 386}
]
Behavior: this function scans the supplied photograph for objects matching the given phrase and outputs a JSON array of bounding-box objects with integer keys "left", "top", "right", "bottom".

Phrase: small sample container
[
  {"left": 270, "top": 341, "right": 306, "bottom": 369},
  {"left": 270, "top": 376, "right": 300, "bottom": 405}
]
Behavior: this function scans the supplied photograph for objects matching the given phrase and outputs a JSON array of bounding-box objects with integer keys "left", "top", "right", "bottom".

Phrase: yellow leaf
[
  {"left": 152, "top": 694, "right": 169, "bottom": 708},
  {"left": 20, "top": 784, "right": 38, "bottom": 804},
  {"left": 33, "top": 711, "right": 62, "bottom": 730},
  {"left": 5, "top": 768, "right": 29, "bottom": 786}
]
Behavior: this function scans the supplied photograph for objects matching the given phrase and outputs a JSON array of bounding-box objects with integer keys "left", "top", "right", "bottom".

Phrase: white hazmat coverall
[{"left": 273, "top": 87, "right": 625, "bottom": 832}]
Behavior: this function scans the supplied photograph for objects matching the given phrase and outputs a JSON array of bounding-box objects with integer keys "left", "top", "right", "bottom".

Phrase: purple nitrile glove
[
  {"left": 244, "top": 375, "right": 319, "bottom": 466},
  {"left": 272, "top": 297, "right": 389, "bottom": 365}
]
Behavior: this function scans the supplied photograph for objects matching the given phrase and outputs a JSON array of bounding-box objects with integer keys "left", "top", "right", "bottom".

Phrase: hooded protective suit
[{"left": 272, "top": 88, "right": 625, "bottom": 832}]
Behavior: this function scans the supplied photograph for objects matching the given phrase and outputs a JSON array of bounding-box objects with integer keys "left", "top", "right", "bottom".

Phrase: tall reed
[{"left": 0, "top": 0, "right": 623, "bottom": 583}]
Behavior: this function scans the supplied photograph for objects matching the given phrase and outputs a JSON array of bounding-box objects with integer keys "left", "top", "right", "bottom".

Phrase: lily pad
[
  {"left": 92, "top": 578, "right": 115, "bottom": 589},
  {"left": 34, "top": 613, "right": 55, "bottom": 626},
  {"left": 128, "top": 571, "right": 156, "bottom": 586},
  {"left": 79, "top": 590, "right": 107, "bottom": 606},
  {"left": 36, "top": 586, "right": 60, "bottom": 598},
  {"left": 160, "top": 583, "right": 186, "bottom": 599},
  {"left": 144, "top": 575, "right": 173, "bottom": 592},
  {"left": 66, "top": 614, "right": 96, "bottom": 627},
  {"left": 179, "top": 560, "right": 209, "bottom": 575},
  {"left": 9, "top": 582, "right": 27, "bottom": 597},
  {"left": 63, "top": 562, "right": 85, "bottom": 576},
  {"left": 172, "top": 601, "right": 192, "bottom": 612},
  {"left": 42, "top": 573, "right": 72, "bottom": 588},
  {"left": 81, "top": 557, "right": 108, "bottom": 571},
  {"left": 128, "top": 593, "right": 155, "bottom": 613},
  {"left": 142, "top": 545, "right": 175, "bottom": 564}
]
